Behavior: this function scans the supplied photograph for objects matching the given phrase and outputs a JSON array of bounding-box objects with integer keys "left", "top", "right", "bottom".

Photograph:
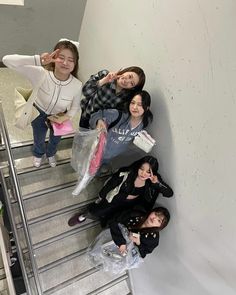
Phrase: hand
[
  {"left": 96, "top": 119, "right": 107, "bottom": 131},
  {"left": 129, "top": 232, "right": 141, "bottom": 245},
  {"left": 99, "top": 71, "right": 120, "bottom": 86},
  {"left": 41, "top": 49, "right": 60, "bottom": 66},
  {"left": 48, "top": 113, "right": 69, "bottom": 124},
  {"left": 149, "top": 169, "right": 159, "bottom": 184},
  {"left": 119, "top": 244, "right": 127, "bottom": 255}
]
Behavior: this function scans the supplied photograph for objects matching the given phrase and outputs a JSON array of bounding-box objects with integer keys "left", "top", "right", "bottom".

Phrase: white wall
[
  {"left": 79, "top": 1, "right": 236, "bottom": 294},
  {"left": 0, "top": 0, "right": 86, "bottom": 59}
]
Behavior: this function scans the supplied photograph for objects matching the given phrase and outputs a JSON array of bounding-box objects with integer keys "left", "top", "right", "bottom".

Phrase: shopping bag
[
  {"left": 14, "top": 75, "right": 45, "bottom": 130},
  {"left": 71, "top": 129, "right": 107, "bottom": 195},
  {"left": 87, "top": 224, "right": 144, "bottom": 274},
  {"left": 133, "top": 130, "right": 156, "bottom": 153},
  {"left": 51, "top": 120, "right": 74, "bottom": 136},
  {"left": 14, "top": 87, "right": 40, "bottom": 129}
]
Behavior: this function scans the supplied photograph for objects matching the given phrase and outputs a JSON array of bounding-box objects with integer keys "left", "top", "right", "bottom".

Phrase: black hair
[
  {"left": 118, "top": 90, "right": 153, "bottom": 129},
  {"left": 119, "top": 156, "right": 159, "bottom": 193},
  {"left": 117, "top": 66, "right": 146, "bottom": 91},
  {"left": 132, "top": 90, "right": 153, "bottom": 128}
]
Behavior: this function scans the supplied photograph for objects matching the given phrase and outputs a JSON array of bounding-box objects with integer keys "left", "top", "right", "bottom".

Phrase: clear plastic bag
[
  {"left": 71, "top": 129, "right": 107, "bottom": 196},
  {"left": 87, "top": 224, "right": 144, "bottom": 274}
]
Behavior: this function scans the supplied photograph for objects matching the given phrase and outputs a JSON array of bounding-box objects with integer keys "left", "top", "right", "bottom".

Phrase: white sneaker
[
  {"left": 48, "top": 156, "right": 57, "bottom": 167},
  {"left": 78, "top": 214, "right": 86, "bottom": 222},
  {"left": 33, "top": 157, "right": 42, "bottom": 168}
]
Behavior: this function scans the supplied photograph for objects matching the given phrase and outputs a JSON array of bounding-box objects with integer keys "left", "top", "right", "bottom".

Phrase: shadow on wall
[
  {"left": 149, "top": 88, "right": 179, "bottom": 253},
  {"left": 150, "top": 89, "right": 175, "bottom": 182}
]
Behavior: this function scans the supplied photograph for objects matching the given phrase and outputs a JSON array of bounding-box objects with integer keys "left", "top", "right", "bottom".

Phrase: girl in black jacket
[
  {"left": 68, "top": 156, "right": 173, "bottom": 227},
  {"left": 109, "top": 206, "right": 170, "bottom": 258}
]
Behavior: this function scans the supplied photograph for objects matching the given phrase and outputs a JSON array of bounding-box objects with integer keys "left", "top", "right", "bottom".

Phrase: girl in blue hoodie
[{"left": 89, "top": 90, "right": 153, "bottom": 163}]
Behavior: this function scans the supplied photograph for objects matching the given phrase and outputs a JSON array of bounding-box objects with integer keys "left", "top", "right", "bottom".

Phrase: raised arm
[
  {"left": 155, "top": 173, "right": 174, "bottom": 198},
  {"left": 2, "top": 54, "right": 45, "bottom": 86},
  {"left": 89, "top": 109, "right": 120, "bottom": 130},
  {"left": 80, "top": 70, "right": 109, "bottom": 109}
]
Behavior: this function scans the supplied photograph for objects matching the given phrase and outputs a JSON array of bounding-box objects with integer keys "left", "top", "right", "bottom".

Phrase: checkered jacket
[{"left": 80, "top": 69, "right": 130, "bottom": 117}]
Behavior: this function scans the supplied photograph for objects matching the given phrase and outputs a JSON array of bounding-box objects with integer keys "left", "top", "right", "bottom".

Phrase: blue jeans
[{"left": 31, "top": 108, "right": 61, "bottom": 158}]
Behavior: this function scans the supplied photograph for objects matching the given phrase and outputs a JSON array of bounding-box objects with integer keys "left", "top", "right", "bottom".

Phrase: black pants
[
  {"left": 79, "top": 115, "right": 90, "bottom": 129},
  {"left": 88, "top": 198, "right": 133, "bottom": 227}
]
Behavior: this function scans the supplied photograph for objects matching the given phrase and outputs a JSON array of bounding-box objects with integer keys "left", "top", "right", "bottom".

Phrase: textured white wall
[
  {"left": 0, "top": 0, "right": 86, "bottom": 59},
  {"left": 79, "top": 1, "right": 236, "bottom": 294}
]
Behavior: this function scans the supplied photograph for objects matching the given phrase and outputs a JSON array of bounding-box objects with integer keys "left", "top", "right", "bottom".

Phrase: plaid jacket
[{"left": 80, "top": 69, "right": 130, "bottom": 117}]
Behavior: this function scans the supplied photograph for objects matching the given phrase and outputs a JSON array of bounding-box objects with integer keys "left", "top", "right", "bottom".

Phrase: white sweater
[{"left": 3, "top": 54, "right": 82, "bottom": 117}]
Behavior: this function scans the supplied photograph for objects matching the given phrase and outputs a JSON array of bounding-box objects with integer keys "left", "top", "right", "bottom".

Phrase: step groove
[
  {"left": 44, "top": 267, "right": 100, "bottom": 295},
  {"left": 87, "top": 274, "right": 128, "bottom": 295},
  {"left": 38, "top": 247, "right": 87, "bottom": 274},
  {"left": 32, "top": 219, "right": 99, "bottom": 250}
]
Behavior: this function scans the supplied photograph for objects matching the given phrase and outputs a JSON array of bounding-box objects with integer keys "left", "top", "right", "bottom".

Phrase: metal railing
[
  {"left": 0, "top": 222, "right": 16, "bottom": 295},
  {"left": 0, "top": 101, "right": 42, "bottom": 294}
]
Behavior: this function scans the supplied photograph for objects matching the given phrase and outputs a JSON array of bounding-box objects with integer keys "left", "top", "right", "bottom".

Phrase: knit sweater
[{"left": 3, "top": 54, "right": 82, "bottom": 117}]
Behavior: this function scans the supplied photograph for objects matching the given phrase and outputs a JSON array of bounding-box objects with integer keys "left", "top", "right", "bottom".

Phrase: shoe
[
  {"left": 33, "top": 156, "right": 42, "bottom": 168},
  {"left": 48, "top": 156, "right": 57, "bottom": 167},
  {"left": 68, "top": 213, "right": 86, "bottom": 227}
]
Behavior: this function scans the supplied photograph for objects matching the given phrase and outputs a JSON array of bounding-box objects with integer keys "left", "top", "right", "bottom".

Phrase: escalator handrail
[{"left": 0, "top": 101, "right": 42, "bottom": 295}]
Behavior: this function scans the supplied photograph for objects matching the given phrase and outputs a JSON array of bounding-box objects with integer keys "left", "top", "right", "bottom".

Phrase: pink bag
[
  {"left": 89, "top": 131, "right": 107, "bottom": 175},
  {"left": 52, "top": 120, "right": 74, "bottom": 136}
]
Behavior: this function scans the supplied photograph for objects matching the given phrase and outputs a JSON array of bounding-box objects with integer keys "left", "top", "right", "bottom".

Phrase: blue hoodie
[{"left": 89, "top": 109, "right": 143, "bottom": 161}]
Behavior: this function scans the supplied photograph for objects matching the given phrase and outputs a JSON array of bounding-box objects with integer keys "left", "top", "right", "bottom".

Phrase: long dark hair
[
  {"left": 129, "top": 155, "right": 159, "bottom": 175},
  {"left": 131, "top": 90, "right": 153, "bottom": 128},
  {"left": 117, "top": 66, "right": 146, "bottom": 91},
  {"left": 45, "top": 40, "right": 79, "bottom": 78},
  {"left": 120, "top": 156, "right": 159, "bottom": 191},
  {"left": 117, "top": 90, "right": 153, "bottom": 129}
]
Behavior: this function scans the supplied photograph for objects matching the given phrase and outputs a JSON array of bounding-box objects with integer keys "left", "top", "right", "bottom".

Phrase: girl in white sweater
[{"left": 3, "top": 40, "right": 82, "bottom": 168}]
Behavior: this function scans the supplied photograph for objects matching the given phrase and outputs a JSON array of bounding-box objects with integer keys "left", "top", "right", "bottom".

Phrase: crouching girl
[{"left": 87, "top": 206, "right": 170, "bottom": 274}]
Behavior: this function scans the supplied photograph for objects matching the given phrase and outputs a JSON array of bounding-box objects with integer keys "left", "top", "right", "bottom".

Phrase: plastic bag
[
  {"left": 87, "top": 224, "right": 144, "bottom": 274},
  {"left": 71, "top": 129, "right": 107, "bottom": 196}
]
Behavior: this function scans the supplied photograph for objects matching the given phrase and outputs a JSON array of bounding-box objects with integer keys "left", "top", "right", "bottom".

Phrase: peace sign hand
[
  {"left": 40, "top": 49, "right": 60, "bottom": 66},
  {"left": 99, "top": 70, "right": 121, "bottom": 86},
  {"left": 149, "top": 169, "right": 159, "bottom": 184}
]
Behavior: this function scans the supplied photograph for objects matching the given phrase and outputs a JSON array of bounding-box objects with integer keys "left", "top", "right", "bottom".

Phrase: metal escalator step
[
  {"left": 35, "top": 225, "right": 101, "bottom": 270},
  {"left": 87, "top": 276, "right": 131, "bottom": 295},
  {"left": 17, "top": 208, "right": 98, "bottom": 247},
  {"left": 40, "top": 251, "right": 128, "bottom": 295},
  {"left": 18, "top": 163, "right": 78, "bottom": 196},
  {"left": 11, "top": 183, "right": 101, "bottom": 224},
  {"left": 1, "top": 145, "right": 73, "bottom": 177}
]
